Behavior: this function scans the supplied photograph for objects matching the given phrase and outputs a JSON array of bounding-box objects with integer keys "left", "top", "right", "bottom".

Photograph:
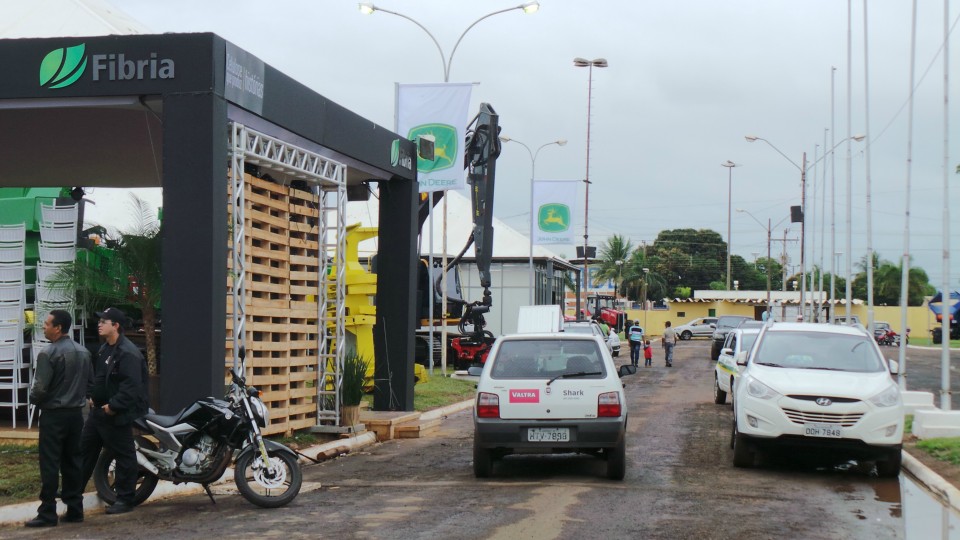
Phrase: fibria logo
[
  {"left": 39, "top": 44, "right": 87, "bottom": 89},
  {"left": 39, "top": 43, "right": 175, "bottom": 89}
]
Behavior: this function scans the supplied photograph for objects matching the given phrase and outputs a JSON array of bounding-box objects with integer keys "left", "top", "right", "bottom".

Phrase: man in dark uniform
[
  {"left": 79, "top": 307, "right": 148, "bottom": 515},
  {"left": 26, "top": 309, "right": 92, "bottom": 527}
]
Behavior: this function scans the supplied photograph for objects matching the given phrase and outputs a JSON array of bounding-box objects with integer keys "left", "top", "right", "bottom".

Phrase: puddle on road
[{"left": 901, "top": 474, "right": 960, "bottom": 539}]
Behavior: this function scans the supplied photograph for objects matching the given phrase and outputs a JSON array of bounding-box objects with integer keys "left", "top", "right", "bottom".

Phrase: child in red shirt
[{"left": 643, "top": 339, "right": 653, "bottom": 367}]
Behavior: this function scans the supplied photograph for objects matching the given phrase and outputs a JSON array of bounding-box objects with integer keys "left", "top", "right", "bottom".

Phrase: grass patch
[
  {"left": 916, "top": 437, "right": 960, "bottom": 466},
  {"left": 269, "top": 431, "right": 323, "bottom": 449},
  {"left": 909, "top": 337, "right": 960, "bottom": 347},
  {"left": 413, "top": 372, "right": 476, "bottom": 412},
  {"left": 905, "top": 414, "right": 913, "bottom": 434},
  {"left": 0, "top": 444, "right": 40, "bottom": 506}
]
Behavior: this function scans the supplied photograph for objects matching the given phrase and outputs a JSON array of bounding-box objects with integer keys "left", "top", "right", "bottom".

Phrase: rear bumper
[{"left": 474, "top": 417, "right": 626, "bottom": 450}]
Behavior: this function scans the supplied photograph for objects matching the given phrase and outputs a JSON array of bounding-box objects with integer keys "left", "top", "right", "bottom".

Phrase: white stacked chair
[
  {"left": 34, "top": 203, "right": 81, "bottom": 367},
  {"left": 0, "top": 224, "right": 30, "bottom": 428}
]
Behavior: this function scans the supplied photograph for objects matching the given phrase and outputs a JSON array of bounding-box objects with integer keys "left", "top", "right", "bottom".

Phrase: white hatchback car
[
  {"left": 731, "top": 323, "right": 903, "bottom": 477},
  {"left": 713, "top": 327, "right": 761, "bottom": 405},
  {"left": 472, "top": 333, "right": 636, "bottom": 480}
]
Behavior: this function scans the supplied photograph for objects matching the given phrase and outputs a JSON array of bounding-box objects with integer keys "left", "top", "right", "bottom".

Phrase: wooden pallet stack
[{"left": 226, "top": 173, "right": 322, "bottom": 436}]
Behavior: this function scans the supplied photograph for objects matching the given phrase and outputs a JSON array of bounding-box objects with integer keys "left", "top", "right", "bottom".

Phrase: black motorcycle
[{"left": 94, "top": 354, "right": 303, "bottom": 508}]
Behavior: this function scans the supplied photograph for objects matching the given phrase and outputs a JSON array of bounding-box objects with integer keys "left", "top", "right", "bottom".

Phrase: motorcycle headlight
[
  {"left": 250, "top": 397, "right": 269, "bottom": 428},
  {"left": 746, "top": 377, "right": 780, "bottom": 400},
  {"left": 869, "top": 384, "right": 900, "bottom": 408}
]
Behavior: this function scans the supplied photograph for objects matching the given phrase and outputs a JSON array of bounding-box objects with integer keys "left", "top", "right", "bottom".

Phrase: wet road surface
[{"left": 4, "top": 341, "right": 907, "bottom": 539}]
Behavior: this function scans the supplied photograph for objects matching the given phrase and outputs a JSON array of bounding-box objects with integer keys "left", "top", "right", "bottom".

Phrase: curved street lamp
[
  {"left": 721, "top": 161, "right": 738, "bottom": 291},
  {"left": 573, "top": 57, "right": 608, "bottom": 316},
  {"left": 744, "top": 134, "right": 864, "bottom": 321},
  {"left": 358, "top": 2, "right": 540, "bottom": 82},
  {"left": 499, "top": 135, "right": 567, "bottom": 304}
]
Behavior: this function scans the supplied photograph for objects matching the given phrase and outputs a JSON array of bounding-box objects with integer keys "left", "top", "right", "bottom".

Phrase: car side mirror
[
  {"left": 709, "top": 324, "right": 717, "bottom": 329},
  {"left": 467, "top": 366, "right": 484, "bottom": 377},
  {"left": 887, "top": 359, "right": 899, "bottom": 375},
  {"left": 735, "top": 351, "right": 748, "bottom": 366},
  {"left": 721, "top": 348, "right": 733, "bottom": 357},
  {"left": 618, "top": 364, "right": 637, "bottom": 377}
]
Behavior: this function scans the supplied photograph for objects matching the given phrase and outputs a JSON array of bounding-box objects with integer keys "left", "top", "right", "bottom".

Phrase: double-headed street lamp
[
  {"left": 738, "top": 209, "right": 790, "bottom": 318},
  {"left": 499, "top": 136, "right": 567, "bottom": 305},
  {"left": 573, "top": 57, "right": 608, "bottom": 315},
  {"left": 359, "top": 2, "right": 540, "bottom": 82},
  {"left": 744, "top": 134, "right": 864, "bottom": 320},
  {"left": 721, "top": 161, "right": 738, "bottom": 290}
]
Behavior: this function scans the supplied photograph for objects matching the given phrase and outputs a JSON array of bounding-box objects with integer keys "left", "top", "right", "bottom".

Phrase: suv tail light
[
  {"left": 598, "top": 392, "right": 621, "bottom": 417},
  {"left": 476, "top": 392, "right": 500, "bottom": 418}
]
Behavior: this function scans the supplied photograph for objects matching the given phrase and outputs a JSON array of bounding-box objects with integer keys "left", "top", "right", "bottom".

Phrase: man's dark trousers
[
  {"left": 80, "top": 408, "right": 137, "bottom": 504},
  {"left": 38, "top": 408, "right": 84, "bottom": 522}
]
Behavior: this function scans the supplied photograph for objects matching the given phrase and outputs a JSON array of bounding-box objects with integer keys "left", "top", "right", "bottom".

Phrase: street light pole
[
  {"left": 738, "top": 209, "right": 790, "bottom": 319},
  {"left": 359, "top": 1, "right": 540, "bottom": 82},
  {"left": 499, "top": 136, "right": 567, "bottom": 305},
  {"left": 574, "top": 57, "right": 608, "bottom": 318},
  {"left": 721, "top": 161, "right": 738, "bottom": 291}
]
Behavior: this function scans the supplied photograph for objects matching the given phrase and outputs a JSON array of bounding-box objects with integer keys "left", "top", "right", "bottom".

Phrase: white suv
[
  {"left": 731, "top": 323, "right": 903, "bottom": 477},
  {"left": 713, "top": 327, "right": 761, "bottom": 405},
  {"left": 472, "top": 333, "right": 636, "bottom": 480},
  {"left": 674, "top": 317, "right": 718, "bottom": 340}
]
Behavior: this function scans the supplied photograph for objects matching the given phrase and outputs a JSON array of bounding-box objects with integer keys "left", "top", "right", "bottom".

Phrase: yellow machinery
[{"left": 326, "top": 223, "right": 427, "bottom": 390}]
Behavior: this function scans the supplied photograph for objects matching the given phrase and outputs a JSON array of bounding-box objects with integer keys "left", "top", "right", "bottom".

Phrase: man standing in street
[
  {"left": 80, "top": 307, "right": 148, "bottom": 516},
  {"left": 662, "top": 321, "right": 678, "bottom": 367},
  {"left": 26, "top": 309, "right": 92, "bottom": 528},
  {"left": 627, "top": 320, "right": 644, "bottom": 368}
]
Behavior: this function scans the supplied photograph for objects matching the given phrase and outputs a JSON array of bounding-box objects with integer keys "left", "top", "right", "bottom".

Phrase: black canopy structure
[{"left": 0, "top": 33, "right": 420, "bottom": 415}]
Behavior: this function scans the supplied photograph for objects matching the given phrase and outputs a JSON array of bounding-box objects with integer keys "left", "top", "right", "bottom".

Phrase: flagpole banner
[
  {"left": 396, "top": 83, "right": 473, "bottom": 193},
  {"left": 532, "top": 180, "right": 578, "bottom": 245}
]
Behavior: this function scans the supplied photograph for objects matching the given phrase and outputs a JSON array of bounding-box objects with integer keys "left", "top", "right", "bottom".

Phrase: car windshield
[
  {"left": 490, "top": 339, "right": 606, "bottom": 379},
  {"left": 717, "top": 316, "right": 747, "bottom": 330},
  {"left": 752, "top": 331, "right": 885, "bottom": 372},
  {"left": 563, "top": 325, "right": 595, "bottom": 335}
]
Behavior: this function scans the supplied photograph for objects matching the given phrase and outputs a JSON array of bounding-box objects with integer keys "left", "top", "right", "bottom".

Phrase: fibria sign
[{"left": 39, "top": 43, "right": 175, "bottom": 89}]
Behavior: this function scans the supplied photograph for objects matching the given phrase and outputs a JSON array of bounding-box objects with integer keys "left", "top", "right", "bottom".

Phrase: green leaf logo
[
  {"left": 390, "top": 139, "right": 400, "bottom": 167},
  {"left": 40, "top": 44, "right": 87, "bottom": 89},
  {"left": 538, "top": 203, "right": 571, "bottom": 233},
  {"left": 407, "top": 123, "right": 456, "bottom": 173}
]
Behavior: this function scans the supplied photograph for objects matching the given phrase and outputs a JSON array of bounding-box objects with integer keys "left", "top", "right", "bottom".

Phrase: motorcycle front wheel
[
  {"left": 93, "top": 445, "right": 160, "bottom": 506},
  {"left": 234, "top": 449, "right": 302, "bottom": 508}
]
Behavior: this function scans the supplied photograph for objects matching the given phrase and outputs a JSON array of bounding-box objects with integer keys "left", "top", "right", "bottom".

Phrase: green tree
[
  {"left": 649, "top": 229, "right": 726, "bottom": 292},
  {"left": 851, "top": 255, "right": 934, "bottom": 306},
  {"left": 49, "top": 195, "right": 162, "bottom": 375},
  {"left": 594, "top": 235, "right": 633, "bottom": 297}
]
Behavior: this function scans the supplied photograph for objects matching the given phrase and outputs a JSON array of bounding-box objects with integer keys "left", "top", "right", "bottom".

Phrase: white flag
[
  {"left": 532, "top": 181, "right": 578, "bottom": 245},
  {"left": 396, "top": 83, "right": 472, "bottom": 193}
]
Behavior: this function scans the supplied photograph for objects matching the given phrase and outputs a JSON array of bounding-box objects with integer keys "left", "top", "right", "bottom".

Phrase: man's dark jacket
[
  {"left": 88, "top": 334, "right": 149, "bottom": 425},
  {"left": 30, "top": 336, "right": 92, "bottom": 409}
]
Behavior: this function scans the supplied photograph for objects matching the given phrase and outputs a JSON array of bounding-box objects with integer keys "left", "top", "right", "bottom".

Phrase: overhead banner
[
  {"left": 396, "top": 82, "right": 472, "bottom": 193},
  {"left": 532, "top": 180, "right": 578, "bottom": 245}
]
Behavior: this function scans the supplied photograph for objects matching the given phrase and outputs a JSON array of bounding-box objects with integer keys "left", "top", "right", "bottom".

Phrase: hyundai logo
[{"left": 815, "top": 397, "right": 833, "bottom": 406}]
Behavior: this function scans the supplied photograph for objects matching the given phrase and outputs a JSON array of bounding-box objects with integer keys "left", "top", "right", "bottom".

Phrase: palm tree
[
  {"left": 48, "top": 195, "right": 162, "bottom": 375},
  {"left": 594, "top": 235, "right": 633, "bottom": 297}
]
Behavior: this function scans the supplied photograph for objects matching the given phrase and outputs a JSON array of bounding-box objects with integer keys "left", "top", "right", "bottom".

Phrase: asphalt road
[
  {"left": 888, "top": 344, "right": 960, "bottom": 409},
  {"left": 5, "top": 340, "right": 907, "bottom": 539}
]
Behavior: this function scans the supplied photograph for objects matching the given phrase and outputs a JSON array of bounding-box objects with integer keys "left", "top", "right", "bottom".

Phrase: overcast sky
[{"left": 99, "top": 0, "right": 958, "bottom": 289}]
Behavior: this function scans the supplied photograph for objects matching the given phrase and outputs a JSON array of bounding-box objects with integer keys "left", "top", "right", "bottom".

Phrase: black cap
[{"left": 95, "top": 307, "right": 127, "bottom": 325}]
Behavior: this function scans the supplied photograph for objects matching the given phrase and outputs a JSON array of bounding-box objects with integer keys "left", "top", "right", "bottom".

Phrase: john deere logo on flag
[
  {"left": 40, "top": 44, "right": 87, "bottom": 89},
  {"left": 407, "top": 123, "right": 456, "bottom": 173},
  {"left": 538, "top": 204, "right": 570, "bottom": 233}
]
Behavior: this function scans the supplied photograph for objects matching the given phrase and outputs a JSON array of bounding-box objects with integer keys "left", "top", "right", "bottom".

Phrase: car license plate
[
  {"left": 527, "top": 428, "right": 570, "bottom": 442},
  {"left": 804, "top": 423, "right": 842, "bottom": 438}
]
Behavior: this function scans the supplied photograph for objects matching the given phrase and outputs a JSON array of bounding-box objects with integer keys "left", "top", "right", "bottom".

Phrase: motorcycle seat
[{"left": 144, "top": 412, "right": 183, "bottom": 428}]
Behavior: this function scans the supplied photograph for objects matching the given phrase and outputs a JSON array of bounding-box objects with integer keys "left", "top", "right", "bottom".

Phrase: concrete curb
[
  {"left": 902, "top": 450, "right": 960, "bottom": 514},
  {"left": 0, "top": 430, "right": 380, "bottom": 527}
]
